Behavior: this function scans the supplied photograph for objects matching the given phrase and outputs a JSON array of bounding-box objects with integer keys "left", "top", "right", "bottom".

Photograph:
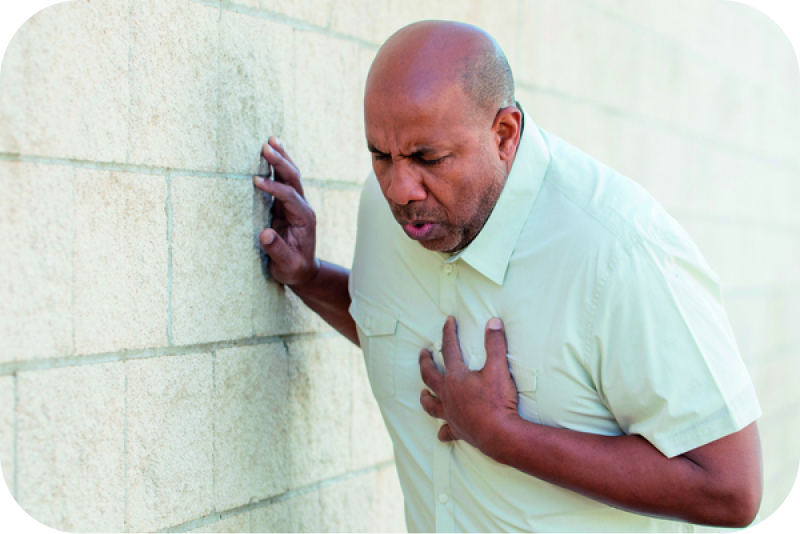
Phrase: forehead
[{"left": 364, "top": 83, "right": 477, "bottom": 152}]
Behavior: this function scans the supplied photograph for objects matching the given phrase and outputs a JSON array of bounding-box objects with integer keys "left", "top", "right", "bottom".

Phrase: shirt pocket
[
  {"left": 349, "top": 292, "right": 399, "bottom": 400},
  {"left": 508, "top": 357, "right": 541, "bottom": 424}
]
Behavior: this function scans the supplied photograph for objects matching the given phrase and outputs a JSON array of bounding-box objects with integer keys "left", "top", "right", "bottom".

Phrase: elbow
[
  {"left": 700, "top": 480, "right": 762, "bottom": 528},
  {"left": 728, "top": 484, "right": 762, "bottom": 528}
]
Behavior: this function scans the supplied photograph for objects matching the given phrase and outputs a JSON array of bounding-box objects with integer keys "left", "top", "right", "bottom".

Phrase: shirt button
[
  {"left": 438, "top": 493, "right": 449, "bottom": 504},
  {"left": 442, "top": 263, "right": 453, "bottom": 274}
]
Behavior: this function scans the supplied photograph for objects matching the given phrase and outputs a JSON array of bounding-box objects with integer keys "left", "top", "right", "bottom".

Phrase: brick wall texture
[{"left": 1, "top": 0, "right": 798, "bottom": 532}]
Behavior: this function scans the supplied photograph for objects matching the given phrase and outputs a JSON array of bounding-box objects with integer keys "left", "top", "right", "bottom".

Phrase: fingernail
[
  {"left": 488, "top": 317, "right": 503, "bottom": 331},
  {"left": 262, "top": 231, "right": 275, "bottom": 245},
  {"left": 253, "top": 175, "right": 264, "bottom": 184},
  {"left": 264, "top": 143, "right": 274, "bottom": 155}
]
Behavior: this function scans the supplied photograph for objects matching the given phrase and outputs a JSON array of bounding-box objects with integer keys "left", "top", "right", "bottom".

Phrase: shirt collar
[{"left": 453, "top": 104, "right": 551, "bottom": 285}]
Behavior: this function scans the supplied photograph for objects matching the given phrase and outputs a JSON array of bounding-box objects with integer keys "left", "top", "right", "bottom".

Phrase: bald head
[{"left": 366, "top": 21, "right": 515, "bottom": 123}]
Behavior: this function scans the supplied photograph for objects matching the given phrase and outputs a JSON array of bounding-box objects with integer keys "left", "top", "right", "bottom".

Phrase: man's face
[{"left": 364, "top": 84, "right": 507, "bottom": 254}]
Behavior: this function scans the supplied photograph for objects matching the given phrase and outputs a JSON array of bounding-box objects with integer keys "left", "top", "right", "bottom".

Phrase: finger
[
  {"left": 440, "top": 316, "right": 465, "bottom": 369},
  {"left": 437, "top": 423, "right": 457, "bottom": 442},
  {"left": 259, "top": 229, "right": 297, "bottom": 270},
  {"left": 261, "top": 142, "right": 304, "bottom": 197},
  {"left": 420, "top": 389, "right": 445, "bottom": 419},
  {"left": 268, "top": 136, "right": 298, "bottom": 168},
  {"left": 483, "top": 317, "right": 509, "bottom": 376},
  {"left": 253, "top": 177, "right": 313, "bottom": 226},
  {"left": 419, "top": 349, "right": 443, "bottom": 394}
]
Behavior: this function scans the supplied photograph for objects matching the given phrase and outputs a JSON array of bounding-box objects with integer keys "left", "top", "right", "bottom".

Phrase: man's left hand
[{"left": 419, "top": 316, "right": 521, "bottom": 453}]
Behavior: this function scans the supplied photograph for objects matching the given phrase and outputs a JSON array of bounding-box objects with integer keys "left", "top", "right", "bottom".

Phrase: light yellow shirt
[{"left": 348, "top": 106, "right": 761, "bottom": 533}]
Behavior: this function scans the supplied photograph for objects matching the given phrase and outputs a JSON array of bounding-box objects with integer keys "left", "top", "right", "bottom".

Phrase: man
[{"left": 254, "top": 20, "right": 763, "bottom": 532}]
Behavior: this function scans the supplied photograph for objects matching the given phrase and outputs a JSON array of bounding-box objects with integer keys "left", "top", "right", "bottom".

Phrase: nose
[{"left": 384, "top": 160, "right": 427, "bottom": 205}]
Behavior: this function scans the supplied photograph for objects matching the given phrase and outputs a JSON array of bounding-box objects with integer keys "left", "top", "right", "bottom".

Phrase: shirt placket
[{"left": 435, "top": 260, "right": 458, "bottom": 532}]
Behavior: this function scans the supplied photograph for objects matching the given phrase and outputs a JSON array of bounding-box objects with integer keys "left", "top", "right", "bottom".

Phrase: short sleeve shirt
[{"left": 348, "top": 105, "right": 761, "bottom": 533}]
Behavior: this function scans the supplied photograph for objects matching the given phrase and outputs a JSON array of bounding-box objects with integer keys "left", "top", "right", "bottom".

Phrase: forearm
[
  {"left": 484, "top": 418, "right": 760, "bottom": 527},
  {"left": 288, "top": 259, "right": 358, "bottom": 345}
]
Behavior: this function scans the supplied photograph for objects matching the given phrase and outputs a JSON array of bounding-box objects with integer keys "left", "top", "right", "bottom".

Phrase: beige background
[{"left": 0, "top": 0, "right": 798, "bottom": 532}]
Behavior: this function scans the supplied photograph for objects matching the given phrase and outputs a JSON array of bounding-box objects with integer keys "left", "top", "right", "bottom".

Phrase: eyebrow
[{"left": 367, "top": 143, "right": 443, "bottom": 158}]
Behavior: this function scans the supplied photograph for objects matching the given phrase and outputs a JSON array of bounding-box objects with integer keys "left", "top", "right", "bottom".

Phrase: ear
[{"left": 491, "top": 106, "right": 523, "bottom": 170}]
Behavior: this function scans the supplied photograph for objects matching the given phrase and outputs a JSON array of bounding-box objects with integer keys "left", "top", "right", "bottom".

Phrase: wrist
[
  {"left": 288, "top": 257, "right": 322, "bottom": 292},
  {"left": 480, "top": 412, "right": 526, "bottom": 465}
]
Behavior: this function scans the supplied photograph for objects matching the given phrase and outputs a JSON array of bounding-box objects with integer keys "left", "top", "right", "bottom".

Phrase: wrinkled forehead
[{"left": 364, "top": 81, "right": 476, "bottom": 150}]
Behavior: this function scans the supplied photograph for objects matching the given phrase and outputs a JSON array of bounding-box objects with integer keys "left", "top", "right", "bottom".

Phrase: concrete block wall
[{"left": 0, "top": 0, "right": 797, "bottom": 531}]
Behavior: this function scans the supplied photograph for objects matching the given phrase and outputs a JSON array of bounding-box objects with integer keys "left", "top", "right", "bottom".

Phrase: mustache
[{"left": 391, "top": 203, "right": 447, "bottom": 223}]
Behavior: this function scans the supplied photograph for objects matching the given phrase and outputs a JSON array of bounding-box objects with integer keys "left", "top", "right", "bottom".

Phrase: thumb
[
  {"left": 260, "top": 228, "right": 294, "bottom": 268},
  {"left": 483, "top": 317, "right": 509, "bottom": 376}
]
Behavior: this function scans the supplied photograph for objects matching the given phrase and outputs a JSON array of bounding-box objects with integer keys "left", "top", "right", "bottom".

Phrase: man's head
[{"left": 364, "top": 21, "right": 522, "bottom": 253}]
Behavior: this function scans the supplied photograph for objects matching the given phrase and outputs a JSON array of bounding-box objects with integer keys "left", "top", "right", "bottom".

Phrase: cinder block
[
  {"left": 217, "top": 12, "right": 295, "bottom": 174},
  {"left": 315, "top": 189, "right": 360, "bottom": 269},
  {"left": 126, "top": 353, "right": 213, "bottom": 533},
  {"left": 261, "top": 0, "right": 333, "bottom": 28},
  {"left": 351, "top": 343, "right": 394, "bottom": 470},
  {"left": 0, "top": 0, "right": 130, "bottom": 162},
  {"left": 374, "top": 464, "right": 406, "bottom": 532},
  {"left": 329, "top": 0, "right": 395, "bottom": 45},
  {"left": 318, "top": 466, "right": 405, "bottom": 533},
  {"left": 290, "top": 31, "right": 369, "bottom": 182},
  {"left": 0, "top": 27, "right": 26, "bottom": 154},
  {"left": 188, "top": 513, "right": 250, "bottom": 533},
  {"left": 16, "top": 363, "right": 125, "bottom": 532},
  {"left": 73, "top": 170, "right": 168, "bottom": 355},
  {"left": 0, "top": 376, "right": 13, "bottom": 497},
  {"left": 318, "top": 472, "right": 374, "bottom": 533},
  {"left": 251, "top": 490, "right": 321, "bottom": 533},
  {"left": 0, "top": 161, "right": 73, "bottom": 363},
  {"left": 128, "top": 0, "right": 219, "bottom": 170},
  {"left": 285, "top": 337, "right": 354, "bottom": 487},
  {"left": 171, "top": 176, "right": 255, "bottom": 345},
  {"left": 213, "top": 344, "right": 292, "bottom": 510}
]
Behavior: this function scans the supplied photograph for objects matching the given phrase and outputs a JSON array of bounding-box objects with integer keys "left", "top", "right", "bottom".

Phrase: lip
[{"left": 401, "top": 221, "right": 438, "bottom": 241}]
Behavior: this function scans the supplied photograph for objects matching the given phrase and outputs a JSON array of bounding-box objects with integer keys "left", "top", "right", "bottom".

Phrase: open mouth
[{"left": 402, "top": 221, "right": 437, "bottom": 240}]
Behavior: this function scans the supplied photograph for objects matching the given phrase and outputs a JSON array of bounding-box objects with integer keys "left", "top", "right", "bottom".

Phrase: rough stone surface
[
  {"left": 318, "top": 467, "right": 405, "bottom": 532},
  {"left": 261, "top": 0, "right": 333, "bottom": 28},
  {"left": 73, "top": 170, "right": 168, "bottom": 355},
  {"left": 16, "top": 363, "right": 125, "bottom": 532},
  {"left": 213, "top": 344, "right": 292, "bottom": 510},
  {"left": 217, "top": 12, "right": 295, "bottom": 174},
  {"left": 171, "top": 176, "right": 255, "bottom": 345},
  {"left": 0, "top": 376, "right": 13, "bottom": 498},
  {"left": 285, "top": 337, "right": 353, "bottom": 487},
  {"left": 126, "top": 354, "right": 213, "bottom": 533},
  {"left": 128, "top": 0, "right": 219, "bottom": 170},
  {"left": 251, "top": 490, "right": 321, "bottom": 533},
  {"left": 290, "top": 30, "right": 369, "bottom": 182},
  {"left": 0, "top": 0, "right": 130, "bottom": 162},
  {"left": 316, "top": 188, "right": 360, "bottom": 269},
  {"left": 0, "top": 161, "right": 73, "bottom": 363},
  {"left": 188, "top": 513, "right": 250, "bottom": 533}
]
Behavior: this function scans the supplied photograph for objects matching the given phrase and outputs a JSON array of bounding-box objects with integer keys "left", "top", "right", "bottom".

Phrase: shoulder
[{"left": 535, "top": 129, "right": 689, "bottom": 253}]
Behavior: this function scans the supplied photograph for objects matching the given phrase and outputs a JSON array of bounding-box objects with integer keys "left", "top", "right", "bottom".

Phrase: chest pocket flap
[
  {"left": 349, "top": 292, "right": 399, "bottom": 400},
  {"left": 350, "top": 292, "right": 398, "bottom": 337}
]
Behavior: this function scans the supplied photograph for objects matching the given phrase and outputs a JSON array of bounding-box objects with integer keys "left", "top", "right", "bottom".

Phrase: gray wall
[{"left": 0, "top": 0, "right": 798, "bottom": 532}]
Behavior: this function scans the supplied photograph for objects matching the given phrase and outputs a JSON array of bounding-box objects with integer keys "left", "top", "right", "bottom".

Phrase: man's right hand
[{"left": 254, "top": 137, "right": 320, "bottom": 288}]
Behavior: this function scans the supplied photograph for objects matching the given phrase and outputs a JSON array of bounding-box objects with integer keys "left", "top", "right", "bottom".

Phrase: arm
[
  {"left": 420, "top": 317, "right": 763, "bottom": 528},
  {"left": 254, "top": 137, "right": 358, "bottom": 345}
]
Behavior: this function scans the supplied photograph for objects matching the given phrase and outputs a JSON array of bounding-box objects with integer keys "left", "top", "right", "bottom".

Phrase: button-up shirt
[{"left": 348, "top": 105, "right": 761, "bottom": 532}]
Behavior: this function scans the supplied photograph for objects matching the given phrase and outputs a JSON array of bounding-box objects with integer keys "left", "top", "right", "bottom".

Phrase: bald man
[{"left": 254, "top": 21, "right": 763, "bottom": 533}]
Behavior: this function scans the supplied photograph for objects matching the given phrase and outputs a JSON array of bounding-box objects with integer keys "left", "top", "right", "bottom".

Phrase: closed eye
[{"left": 416, "top": 155, "right": 447, "bottom": 166}]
